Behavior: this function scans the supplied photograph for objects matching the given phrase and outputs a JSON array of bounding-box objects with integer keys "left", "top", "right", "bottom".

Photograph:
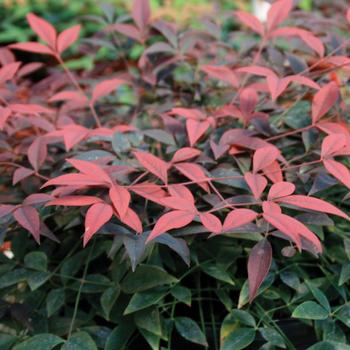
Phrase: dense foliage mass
[{"left": 0, "top": 0, "right": 350, "bottom": 349}]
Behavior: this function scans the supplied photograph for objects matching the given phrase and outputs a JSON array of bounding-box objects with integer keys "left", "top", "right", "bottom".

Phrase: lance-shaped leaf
[
  {"left": 28, "top": 136, "right": 47, "bottom": 172},
  {"left": 277, "top": 195, "right": 350, "bottom": 220},
  {"left": 171, "top": 147, "right": 201, "bottom": 163},
  {"left": 147, "top": 210, "right": 195, "bottom": 242},
  {"left": 83, "top": 203, "right": 113, "bottom": 246},
  {"left": 13, "top": 167, "right": 35, "bottom": 185},
  {"left": 186, "top": 119, "right": 210, "bottom": 147},
  {"left": 57, "top": 25, "right": 81, "bottom": 53},
  {"left": 91, "top": 78, "right": 127, "bottom": 104},
  {"left": 268, "top": 182, "right": 295, "bottom": 200},
  {"left": 199, "top": 212, "right": 222, "bottom": 233},
  {"left": 132, "top": 0, "right": 151, "bottom": 32},
  {"left": 42, "top": 173, "right": 107, "bottom": 188},
  {"left": 109, "top": 185, "right": 131, "bottom": 219},
  {"left": 0, "top": 107, "right": 11, "bottom": 129},
  {"left": 266, "top": 0, "right": 293, "bottom": 32},
  {"left": 49, "top": 90, "right": 87, "bottom": 103},
  {"left": 248, "top": 239, "right": 272, "bottom": 303},
  {"left": 244, "top": 172, "right": 267, "bottom": 200},
  {"left": 13, "top": 206, "right": 41, "bottom": 243},
  {"left": 321, "top": 134, "right": 347, "bottom": 158},
  {"left": 27, "top": 13, "right": 57, "bottom": 48},
  {"left": 312, "top": 82, "right": 339, "bottom": 124},
  {"left": 9, "top": 42, "right": 54, "bottom": 55},
  {"left": 134, "top": 151, "right": 169, "bottom": 183},
  {"left": 263, "top": 160, "right": 283, "bottom": 183},
  {"left": 324, "top": 159, "right": 350, "bottom": 189},
  {"left": 223, "top": 209, "right": 258, "bottom": 232},
  {"left": 200, "top": 65, "right": 239, "bottom": 87},
  {"left": 169, "top": 108, "right": 204, "bottom": 120},
  {"left": 0, "top": 62, "right": 21, "bottom": 85},
  {"left": 175, "top": 162, "right": 210, "bottom": 192},
  {"left": 46, "top": 196, "right": 103, "bottom": 207},
  {"left": 234, "top": 11, "right": 264, "bottom": 36},
  {"left": 253, "top": 146, "right": 280, "bottom": 173},
  {"left": 0, "top": 205, "right": 15, "bottom": 218},
  {"left": 120, "top": 208, "right": 143, "bottom": 233}
]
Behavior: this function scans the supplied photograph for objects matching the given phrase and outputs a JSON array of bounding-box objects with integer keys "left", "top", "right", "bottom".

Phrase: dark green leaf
[
  {"left": 134, "top": 307, "right": 162, "bottom": 336},
  {"left": 62, "top": 332, "right": 97, "bottom": 350},
  {"left": 259, "top": 327, "right": 286, "bottom": 348},
  {"left": 292, "top": 301, "right": 329, "bottom": 320},
  {"left": 170, "top": 285, "right": 191, "bottom": 306},
  {"left": 100, "top": 285, "right": 120, "bottom": 320},
  {"left": 24, "top": 252, "right": 47, "bottom": 272},
  {"left": 46, "top": 288, "right": 65, "bottom": 317},
  {"left": 13, "top": 334, "right": 63, "bottom": 350},
  {"left": 174, "top": 317, "right": 208, "bottom": 346},
  {"left": 221, "top": 328, "right": 256, "bottom": 350}
]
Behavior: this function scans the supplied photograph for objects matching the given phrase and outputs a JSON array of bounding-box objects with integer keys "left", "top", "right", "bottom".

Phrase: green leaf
[
  {"left": 105, "top": 319, "right": 135, "bottom": 350},
  {"left": 24, "top": 252, "right": 48, "bottom": 272},
  {"left": 124, "top": 289, "right": 168, "bottom": 315},
  {"left": 221, "top": 328, "right": 256, "bottom": 350},
  {"left": 306, "top": 281, "right": 331, "bottom": 313},
  {"left": 307, "top": 341, "right": 350, "bottom": 350},
  {"left": 201, "top": 262, "right": 235, "bottom": 285},
  {"left": 259, "top": 327, "right": 286, "bottom": 348},
  {"left": 292, "top": 301, "right": 329, "bottom": 320},
  {"left": 100, "top": 285, "right": 120, "bottom": 320},
  {"left": 143, "top": 129, "right": 175, "bottom": 146},
  {"left": 69, "top": 274, "right": 111, "bottom": 293},
  {"left": 0, "top": 334, "right": 17, "bottom": 350},
  {"left": 46, "top": 288, "right": 65, "bottom": 317},
  {"left": 138, "top": 328, "right": 160, "bottom": 350},
  {"left": 170, "top": 285, "right": 191, "bottom": 306},
  {"left": 339, "top": 262, "right": 350, "bottom": 286},
  {"left": 174, "top": 317, "right": 208, "bottom": 346},
  {"left": 13, "top": 334, "right": 63, "bottom": 350},
  {"left": 27, "top": 271, "right": 50, "bottom": 291},
  {"left": 0, "top": 268, "right": 30, "bottom": 288},
  {"left": 134, "top": 307, "right": 162, "bottom": 336},
  {"left": 62, "top": 332, "right": 97, "bottom": 350},
  {"left": 121, "top": 265, "right": 177, "bottom": 293}
]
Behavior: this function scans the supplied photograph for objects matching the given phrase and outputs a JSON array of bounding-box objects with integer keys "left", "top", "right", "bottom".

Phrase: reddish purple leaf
[
  {"left": 13, "top": 206, "right": 41, "bottom": 243},
  {"left": 57, "top": 25, "right": 81, "bottom": 53},
  {"left": 28, "top": 137, "right": 47, "bottom": 172}
]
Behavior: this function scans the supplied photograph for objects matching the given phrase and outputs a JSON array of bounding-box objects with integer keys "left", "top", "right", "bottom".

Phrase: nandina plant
[{"left": 0, "top": 2, "right": 350, "bottom": 346}]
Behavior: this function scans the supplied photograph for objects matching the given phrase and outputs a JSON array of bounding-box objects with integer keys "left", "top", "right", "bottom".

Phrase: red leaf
[
  {"left": 23, "top": 194, "right": 53, "bottom": 206},
  {"left": 240, "top": 88, "right": 258, "bottom": 116},
  {"left": 42, "top": 173, "right": 107, "bottom": 188},
  {"left": 171, "top": 147, "right": 201, "bottom": 163},
  {"left": 244, "top": 172, "right": 267, "bottom": 200},
  {"left": 120, "top": 208, "right": 142, "bottom": 233},
  {"left": 248, "top": 239, "right": 272, "bottom": 303},
  {"left": 321, "top": 134, "right": 347, "bottom": 158},
  {"left": 0, "top": 205, "right": 15, "bottom": 219},
  {"left": 268, "top": 182, "right": 295, "bottom": 200},
  {"left": 27, "top": 13, "right": 56, "bottom": 47},
  {"left": 13, "top": 167, "right": 35, "bottom": 185},
  {"left": 168, "top": 184, "right": 194, "bottom": 203},
  {"left": 174, "top": 162, "right": 210, "bottom": 192},
  {"left": 267, "top": 0, "right": 293, "bottom": 32},
  {"left": 130, "top": 182, "right": 167, "bottom": 203},
  {"left": 324, "top": 159, "right": 350, "bottom": 189},
  {"left": 253, "top": 146, "right": 280, "bottom": 173},
  {"left": 277, "top": 195, "right": 350, "bottom": 220},
  {"left": 67, "top": 158, "right": 112, "bottom": 185},
  {"left": 200, "top": 212, "right": 222, "bottom": 233},
  {"left": 57, "top": 25, "right": 81, "bottom": 53},
  {"left": 0, "top": 62, "right": 21, "bottom": 85},
  {"left": 223, "top": 209, "right": 258, "bottom": 232},
  {"left": 61, "top": 125, "right": 89, "bottom": 151},
  {"left": 312, "top": 82, "right": 338, "bottom": 124},
  {"left": 160, "top": 197, "right": 196, "bottom": 212},
  {"left": 109, "top": 185, "right": 130, "bottom": 219},
  {"left": 9, "top": 42, "right": 54, "bottom": 55},
  {"left": 108, "top": 24, "right": 142, "bottom": 42},
  {"left": 132, "top": 0, "right": 151, "bottom": 31},
  {"left": 200, "top": 65, "right": 239, "bottom": 87},
  {"left": 169, "top": 108, "right": 204, "bottom": 120},
  {"left": 134, "top": 151, "right": 169, "bottom": 183},
  {"left": 147, "top": 210, "right": 195, "bottom": 242},
  {"left": 347, "top": 8, "right": 350, "bottom": 23},
  {"left": 263, "top": 201, "right": 282, "bottom": 214},
  {"left": 83, "top": 203, "right": 113, "bottom": 246},
  {"left": 46, "top": 196, "right": 103, "bottom": 206},
  {"left": 49, "top": 90, "right": 87, "bottom": 103},
  {"left": 263, "top": 160, "right": 283, "bottom": 183},
  {"left": 186, "top": 119, "right": 210, "bottom": 147},
  {"left": 234, "top": 11, "right": 264, "bottom": 36},
  {"left": 13, "top": 206, "right": 41, "bottom": 243},
  {"left": 91, "top": 78, "right": 127, "bottom": 104},
  {"left": 28, "top": 137, "right": 47, "bottom": 172},
  {"left": 10, "top": 103, "right": 54, "bottom": 114},
  {"left": 0, "top": 107, "right": 11, "bottom": 129}
]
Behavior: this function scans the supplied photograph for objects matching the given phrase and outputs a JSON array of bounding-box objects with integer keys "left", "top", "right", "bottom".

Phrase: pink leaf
[
  {"left": 23, "top": 194, "right": 53, "bottom": 206},
  {"left": 312, "top": 82, "right": 339, "bottom": 124},
  {"left": 174, "top": 162, "right": 210, "bottom": 192},
  {"left": 240, "top": 88, "right": 258, "bottom": 116},
  {"left": 83, "top": 203, "right": 113, "bottom": 246},
  {"left": 168, "top": 184, "right": 195, "bottom": 204},
  {"left": 132, "top": 0, "right": 151, "bottom": 31},
  {"left": 321, "top": 134, "right": 347, "bottom": 158},
  {"left": 134, "top": 151, "right": 169, "bottom": 183},
  {"left": 267, "top": 0, "right": 293, "bottom": 32},
  {"left": 324, "top": 159, "right": 350, "bottom": 189},
  {"left": 262, "top": 160, "right": 283, "bottom": 183},
  {"left": 130, "top": 182, "right": 167, "bottom": 203},
  {"left": 42, "top": 173, "right": 107, "bottom": 188},
  {"left": 186, "top": 119, "right": 210, "bottom": 147},
  {"left": 46, "top": 196, "right": 103, "bottom": 206},
  {"left": 147, "top": 210, "right": 195, "bottom": 242},
  {"left": 67, "top": 158, "right": 112, "bottom": 184},
  {"left": 248, "top": 239, "right": 272, "bottom": 303},
  {"left": 0, "top": 107, "right": 11, "bottom": 129},
  {"left": 27, "top": 13, "right": 57, "bottom": 47},
  {"left": 28, "top": 137, "right": 47, "bottom": 172},
  {"left": 0, "top": 205, "right": 15, "bottom": 219},
  {"left": 223, "top": 209, "right": 257, "bottom": 232},
  {"left": 244, "top": 172, "right": 268, "bottom": 200},
  {"left": 91, "top": 78, "right": 127, "bottom": 104},
  {"left": 268, "top": 182, "right": 295, "bottom": 200},
  {"left": 169, "top": 108, "right": 204, "bottom": 120},
  {"left": 200, "top": 65, "right": 239, "bottom": 87},
  {"left": 171, "top": 147, "right": 201, "bottom": 163},
  {"left": 109, "top": 185, "right": 131, "bottom": 219},
  {"left": 49, "top": 90, "right": 87, "bottom": 103},
  {"left": 160, "top": 197, "right": 196, "bottom": 212},
  {"left": 108, "top": 23, "right": 142, "bottom": 42},
  {"left": 234, "top": 11, "right": 264, "bottom": 36},
  {"left": 9, "top": 42, "right": 54, "bottom": 55},
  {"left": 277, "top": 195, "right": 350, "bottom": 220},
  {"left": 253, "top": 146, "right": 280, "bottom": 173},
  {"left": 120, "top": 208, "right": 143, "bottom": 233},
  {"left": 200, "top": 212, "right": 222, "bottom": 233},
  {"left": 10, "top": 103, "right": 54, "bottom": 114},
  {"left": 0, "top": 62, "right": 21, "bottom": 85},
  {"left": 13, "top": 167, "right": 35, "bottom": 185},
  {"left": 57, "top": 25, "right": 81, "bottom": 53},
  {"left": 13, "top": 206, "right": 41, "bottom": 243}
]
